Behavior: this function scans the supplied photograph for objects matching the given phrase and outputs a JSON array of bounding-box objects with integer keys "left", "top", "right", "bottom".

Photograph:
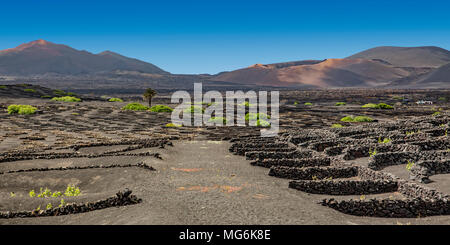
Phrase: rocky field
[{"left": 0, "top": 86, "right": 449, "bottom": 224}]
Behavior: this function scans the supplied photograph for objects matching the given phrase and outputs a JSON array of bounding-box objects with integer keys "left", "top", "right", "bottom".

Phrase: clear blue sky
[{"left": 1, "top": 0, "right": 449, "bottom": 74}]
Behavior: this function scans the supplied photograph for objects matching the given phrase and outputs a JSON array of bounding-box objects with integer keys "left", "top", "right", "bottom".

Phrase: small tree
[{"left": 143, "top": 88, "right": 157, "bottom": 107}]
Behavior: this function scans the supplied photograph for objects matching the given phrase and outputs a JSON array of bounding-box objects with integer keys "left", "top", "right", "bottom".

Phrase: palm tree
[{"left": 143, "top": 88, "right": 157, "bottom": 107}]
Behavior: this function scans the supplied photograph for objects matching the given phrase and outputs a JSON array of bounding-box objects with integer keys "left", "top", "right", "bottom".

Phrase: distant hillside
[
  {"left": 347, "top": 46, "right": 450, "bottom": 68},
  {"left": 212, "top": 58, "right": 414, "bottom": 88},
  {"left": 0, "top": 40, "right": 168, "bottom": 75},
  {"left": 389, "top": 63, "right": 450, "bottom": 88},
  {"left": 1, "top": 41, "right": 449, "bottom": 89}
]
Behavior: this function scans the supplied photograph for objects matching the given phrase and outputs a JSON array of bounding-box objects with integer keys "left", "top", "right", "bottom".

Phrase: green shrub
[
  {"left": 29, "top": 190, "right": 36, "bottom": 197},
  {"left": 7, "top": 105, "right": 37, "bottom": 115},
  {"left": 245, "top": 112, "right": 270, "bottom": 121},
  {"left": 64, "top": 184, "right": 81, "bottom": 197},
  {"left": 208, "top": 117, "right": 227, "bottom": 124},
  {"left": 51, "top": 96, "right": 82, "bottom": 102},
  {"left": 238, "top": 101, "right": 255, "bottom": 107},
  {"left": 149, "top": 105, "right": 173, "bottom": 112},
  {"left": 294, "top": 101, "right": 299, "bottom": 105},
  {"left": 340, "top": 115, "right": 373, "bottom": 122},
  {"left": 362, "top": 103, "right": 393, "bottom": 109},
  {"left": 253, "top": 119, "right": 271, "bottom": 127},
  {"left": 438, "top": 97, "right": 447, "bottom": 101},
  {"left": 165, "top": 123, "right": 182, "bottom": 127},
  {"left": 0, "top": 85, "right": 7, "bottom": 89},
  {"left": 378, "top": 137, "right": 392, "bottom": 144},
  {"left": 361, "top": 103, "right": 378, "bottom": 108},
  {"left": 53, "top": 89, "right": 67, "bottom": 96},
  {"left": 108, "top": 98, "right": 124, "bottom": 102},
  {"left": 340, "top": 116, "right": 355, "bottom": 122},
  {"left": 377, "top": 103, "right": 393, "bottom": 109},
  {"left": 304, "top": 102, "right": 313, "bottom": 106},
  {"left": 432, "top": 111, "right": 441, "bottom": 116},
  {"left": 41, "top": 95, "right": 52, "bottom": 99},
  {"left": 184, "top": 105, "right": 204, "bottom": 114},
  {"left": 331, "top": 123, "right": 344, "bottom": 128},
  {"left": 354, "top": 116, "right": 374, "bottom": 122},
  {"left": 23, "top": 88, "right": 36, "bottom": 93},
  {"left": 122, "top": 103, "right": 150, "bottom": 111},
  {"left": 335, "top": 102, "right": 346, "bottom": 106},
  {"left": 392, "top": 96, "right": 404, "bottom": 100}
]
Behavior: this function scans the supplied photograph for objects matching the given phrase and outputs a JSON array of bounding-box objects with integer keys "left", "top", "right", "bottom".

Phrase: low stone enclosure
[
  {"left": 0, "top": 189, "right": 141, "bottom": 219},
  {"left": 0, "top": 138, "right": 169, "bottom": 219},
  {"left": 230, "top": 114, "right": 450, "bottom": 218}
]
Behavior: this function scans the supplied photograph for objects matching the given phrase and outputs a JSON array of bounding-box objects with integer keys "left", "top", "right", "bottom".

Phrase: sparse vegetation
[
  {"left": 253, "top": 119, "right": 271, "bottom": 127},
  {"left": 108, "top": 98, "right": 124, "bottom": 102},
  {"left": 238, "top": 101, "right": 254, "bottom": 107},
  {"left": 37, "top": 187, "right": 52, "bottom": 198},
  {"left": 53, "top": 89, "right": 67, "bottom": 96},
  {"left": 64, "top": 184, "right": 81, "bottom": 197},
  {"left": 184, "top": 105, "right": 204, "bottom": 114},
  {"left": 122, "top": 103, "right": 150, "bottom": 111},
  {"left": 41, "top": 95, "right": 52, "bottom": 98},
  {"left": 29, "top": 190, "right": 36, "bottom": 197},
  {"left": 208, "top": 117, "right": 227, "bottom": 124},
  {"left": 392, "top": 96, "right": 405, "bottom": 100},
  {"left": 340, "top": 115, "right": 374, "bottom": 122},
  {"left": 165, "top": 123, "right": 182, "bottom": 127},
  {"left": 406, "top": 160, "right": 415, "bottom": 171},
  {"left": 362, "top": 103, "right": 393, "bottom": 109},
  {"left": 51, "top": 96, "right": 82, "bottom": 102},
  {"left": 335, "top": 102, "right": 346, "bottom": 106},
  {"left": 24, "top": 88, "right": 37, "bottom": 93},
  {"left": 406, "top": 130, "right": 421, "bottom": 136},
  {"left": 59, "top": 199, "right": 66, "bottom": 208},
  {"left": 432, "top": 111, "right": 441, "bottom": 116},
  {"left": 304, "top": 102, "right": 313, "bottom": 106},
  {"left": 143, "top": 88, "right": 157, "bottom": 107},
  {"left": 27, "top": 185, "right": 81, "bottom": 198},
  {"left": 245, "top": 112, "right": 270, "bottom": 121},
  {"left": 149, "top": 105, "right": 173, "bottom": 112},
  {"left": 378, "top": 137, "right": 392, "bottom": 144},
  {"left": 369, "top": 148, "right": 377, "bottom": 157},
  {"left": 7, "top": 104, "right": 38, "bottom": 115},
  {"left": 331, "top": 123, "right": 344, "bottom": 128},
  {"left": 0, "top": 85, "right": 7, "bottom": 89}
]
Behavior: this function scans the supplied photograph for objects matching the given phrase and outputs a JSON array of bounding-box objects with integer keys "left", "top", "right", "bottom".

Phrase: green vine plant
[
  {"left": 378, "top": 137, "right": 392, "bottom": 144},
  {"left": 406, "top": 160, "right": 415, "bottom": 171},
  {"left": 28, "top": 184, "right": 81, "bottom": 199},
  {"left": 369, "top": 148, "right": 377, "bottom": 157}
]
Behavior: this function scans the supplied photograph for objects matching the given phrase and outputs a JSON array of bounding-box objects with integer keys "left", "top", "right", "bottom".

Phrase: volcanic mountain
[
  {"left": 389, "top": 62, "right": 450, "bottom": 88},
  {"left": 211, "top": 46, "right": 450, "bottom": 88},
  {"left": 212, "top": 58, "right": 415, "bottom": 88},
  {"left": 0, "top": 40, "right": 168, "bottom": 75},
  {"left": 347, "top": 46, "right": 450, "bottom": 68}
]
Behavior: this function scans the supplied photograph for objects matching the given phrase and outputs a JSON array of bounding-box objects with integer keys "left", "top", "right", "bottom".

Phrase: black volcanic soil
[{"left": 0, "top": 89, "right": 449, "bottom": 224}]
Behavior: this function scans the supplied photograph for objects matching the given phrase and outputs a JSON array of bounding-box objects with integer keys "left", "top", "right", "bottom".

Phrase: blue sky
[{"left": 1, "top": 0, "right": 449, "bottom": 74}]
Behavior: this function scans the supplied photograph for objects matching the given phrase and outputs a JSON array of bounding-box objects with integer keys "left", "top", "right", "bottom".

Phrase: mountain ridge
[{"left": 0, "top": 40, "right": 168, "bottom": 75}]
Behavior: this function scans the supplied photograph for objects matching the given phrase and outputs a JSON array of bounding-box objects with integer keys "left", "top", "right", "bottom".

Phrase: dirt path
[{"left": 2, "top": 140, "right": 450, "bottom": 225}]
